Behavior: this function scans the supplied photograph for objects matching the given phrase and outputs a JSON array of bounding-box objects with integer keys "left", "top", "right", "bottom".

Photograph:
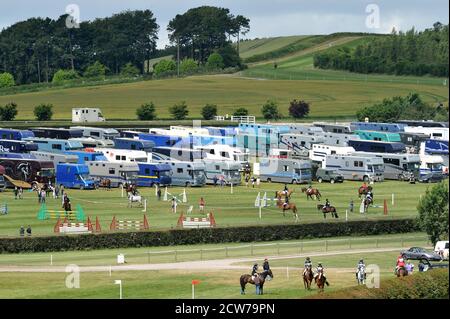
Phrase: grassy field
[
  {"left": 0, "top": 240, "right": 431, "bottom": 299},
  {"left": 0, "top": 180, "right": 434, "bottom": 237},
  {"left": 0, "top": 75, "right": 447, "bottom": 120},
  {"left": 238, "top": 35, "right": 308, "bottom": 59}
]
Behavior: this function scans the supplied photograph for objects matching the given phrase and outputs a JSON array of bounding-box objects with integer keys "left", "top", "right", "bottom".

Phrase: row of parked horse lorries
[{"left": 0, "top": 120, "right": 448, "bottom": 190}]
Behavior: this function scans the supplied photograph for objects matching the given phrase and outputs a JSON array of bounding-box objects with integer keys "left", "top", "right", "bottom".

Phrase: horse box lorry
[
  {"left": 324, "top": 155, "right": 384, "bottom": 182},
  {"left": 87, "top": 161, "right": 138, "bottom": 187},
  {"left": 258, "top": 158, "right": 312, "bottom": 184},
  {"left": 56, "top": 164, "right": 96, "bottom": 189}
]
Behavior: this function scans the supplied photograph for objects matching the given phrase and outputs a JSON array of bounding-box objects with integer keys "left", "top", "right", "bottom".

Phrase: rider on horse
[
  {"left": 283, "top": 195, "right": 290, "bottom": 209},
  {"left": 314, "top": 263, "right": 326, "bottom": 280},
  {"left": 356, "top": 259, "right": 366, "bottom": 279},
  {"left": 251, "top": 263, "right": 259, "bottom": 280},
  {"left": 303, "top": 257, "right": 312, "bottom": 276},
  {"left": 283, "top": 184, "right": 289, "bottom": 196},
  {"left": 263, "top": 258, "right": 270, "bottom": 272},
  {"left": 361, "top": 182, "right": 368, "bottom": 192},
  {"left": 395, "top": 253, "right": 406, "bottom": 275},
  {"left": 324, "top": 198, "right": 331, "bottom": 211}
]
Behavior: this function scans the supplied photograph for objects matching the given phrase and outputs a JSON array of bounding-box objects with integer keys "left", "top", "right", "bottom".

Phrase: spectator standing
[
  {"left": 349, "top": 200, "right": 354, "bottom": 213},
  {"left": 26, "top": 225, "right": 32, "bottom": 237},
  {"left": 14, "top": 187, "right": 18, "bottom": 200},
  {"left": 157, "top": 188, "right": 162, "bottom": 201},
  {"left": 213, "top": 175, "right": 218, "bottom": 186},
  {"left": 19, "top": 226, "right": 25, "bottom": 237},
  {"left": 40, "top": 189, "right": 46, "bottom": 203},
  {"left": 199, "top": 197, "right": 205, "bottom": 212}
]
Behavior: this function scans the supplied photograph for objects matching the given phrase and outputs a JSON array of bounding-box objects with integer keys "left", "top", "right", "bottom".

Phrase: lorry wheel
[
  {"left": 398, "top": 174, "right": 404, "bottom": 181},
  {"left": 363, "top": 176, "right": 369, "bottom": 182},
  {"left": 292, "top": 180, "right": 298, "bottom": 184},
  {"left": 185, "top": 182, "right": 191, "bottom": 187},
  {"left": 330, "top": 179, "right": 335, "bottom": 184},
  {"left": 317, "top": 178, "right": 323, "bottom": 183},
  {"left": 267, "top": 178, "right": 271, "bottom": 183}
]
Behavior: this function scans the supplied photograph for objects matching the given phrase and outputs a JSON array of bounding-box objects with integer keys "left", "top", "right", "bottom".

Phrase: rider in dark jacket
[
  {"left": 263, "top": 258, "right": 270, "bottom": 272},
  {"left": 324, "top": 198, "right": 330, "bottom": 209},
  {"left": 251, "top": 263, "right": 259, "bottom": 277}
]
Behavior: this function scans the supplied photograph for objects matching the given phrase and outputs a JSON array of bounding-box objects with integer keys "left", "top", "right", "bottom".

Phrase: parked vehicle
[
  {"left": 354, "top": 130, "right": 401, "bottom": 142},
  {"left": 23, "top": 137, "right": 84, "bottom": 152},
  {"left": 418, "top": 259, "right": 449, "bottom": 271},
  {"left": 0, "top": 139, "right": 38, "bottom": 153},
  {"left": 0, "top": 158, "right": 55, "bottom": 187},
  {"left": 315, "top": 168, "right": 343, "bottom": 183},
  {"left": 31, "top": 127, "right": 83, "bottom": 139},
  {"left": 351, "top": 152, "right": 420, "bottom": 180},
  {"left": 348, "top": 140, "right": 406, "bottom": 153},
  {"left": 350, "top": 122, "right": 406, "bottom": 133},
  {"left": 401, "top": 247, "right": 442, "bottom": 261},
  {"left": 94, "top": 148, "right": 150, "bottom": 163},
  {"left": 434, "top": 241, "right": 449, "bottom": 260},
  {"left": 258, "top": 158, "right": 312, "bottom": 184},
  {"left": 0, "top": 128, "right": 35, "bottom": 140},
  {"left": 70, "top": 126, "right": 119, "bottom": 140},
  {"left": 0, "top": 152, "right": 36, "bottom": 159},
  {"left": 86, "top": 161, "right": 138, "bottom": 187},
  {"left": 203, "top": 160, "right": 242, "bottom": 185},
  {"left": 153, "top": 146, "right": 204, "bottom": 162},
  {"left": 114, "top": 138, "right": 154, "bottom": 152},
  {"left": 136, "top": 163, "right": 172, "bottom": 187},
  {"left": 313, "top": 122, "right": 353, "bottom": 134},
  {"left": 404, "top": 126, "right": 449, "bottom": 141},
  {"left": 31, "top": 151, "right": 78, "bottom": 167},
  {"left": 72, "top": 108, "right": 105, "bottom": 123},
  {"left": 155, "top": 161, "right": 206, "bottom": 187},
  {"left": 309, "top": 144, "right": 355, "bottom": 164},
  {"left": 64, "top": 150, "right": 107, "bottom": 164},
  {"left": 69, "top": 137, "right": 114, "bottom": 148},
  {"left": 419, "top": 154, "right": 444, "bottom": 182},
  {"left": 279, "top": 133, "right": 324, "bottom": 158},
  {"left": 324, "top": 155, "right": 384, "bottom": 182},
  {"left": 56, "top": 164, "right": 96, "bottom": 189}
]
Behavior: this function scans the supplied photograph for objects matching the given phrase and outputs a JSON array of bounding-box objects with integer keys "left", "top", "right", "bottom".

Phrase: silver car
[{"left": 401, "top": 247, "right": 443, "bottom": 261}]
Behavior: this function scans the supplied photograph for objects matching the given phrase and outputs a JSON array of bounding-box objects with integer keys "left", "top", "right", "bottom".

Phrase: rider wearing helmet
[
  {"left": 324, "top": 198, "right": 331, "bottom": 210},
  {"left": 303, "top": 257, "right": 312, "bottom": 276},
  {"left": 396, "top": 253, "right": 406, "bottom": 274},
  {"left": 283, "top": 184, "right": 289, "bottom": 196},
  {"left": 356, "top": 259, "right": 366, "bottom": 279},
  {"left": 251, "top": 263, "right": 259, "bottom": 279},
  {"left": 283, "top": 195, "right": 289, "bottom": 208},
  {"left": 314, "top": 262, "right": 325, "bottom": 280},
  {"left": 263, "top": 258, "right": 270, "bottom": 272}
]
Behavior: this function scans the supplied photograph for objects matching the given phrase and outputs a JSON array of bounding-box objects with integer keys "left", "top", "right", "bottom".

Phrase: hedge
[
  {"left": 0, "top": 219, "right": 419, "bottom": 254},
  {"left": 314, "top": 269, "right": 449, "bottom": 299}
]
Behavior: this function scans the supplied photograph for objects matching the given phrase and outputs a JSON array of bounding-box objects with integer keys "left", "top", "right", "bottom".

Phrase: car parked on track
[
  {"left": 418, "top": 259, "right": 449, "bottom": 272},
  {"left": 315, "top": 168, "right": 344, "bottom": 184},
  {"left": 401, "top": 247, "right": 442, "bottom": 261}
]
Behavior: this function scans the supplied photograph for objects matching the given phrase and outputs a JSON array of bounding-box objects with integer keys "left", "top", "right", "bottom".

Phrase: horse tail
[{"left": 293, "top": 205, "right": 298, "bottom": 214}]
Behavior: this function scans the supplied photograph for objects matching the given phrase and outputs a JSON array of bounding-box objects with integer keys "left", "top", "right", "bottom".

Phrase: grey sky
[{"left": 0, "top": 0, "right": 448, "bottom": 48}]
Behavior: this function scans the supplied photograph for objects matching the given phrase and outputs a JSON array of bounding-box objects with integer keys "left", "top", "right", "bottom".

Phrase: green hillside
[{"left": 238, "top": 35, "right": 308, "bottom": 59}]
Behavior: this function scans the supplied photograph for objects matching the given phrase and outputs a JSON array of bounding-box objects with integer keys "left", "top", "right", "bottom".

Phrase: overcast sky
[{"left": 0, "top": 0, "right": 448, "bottom": 48}]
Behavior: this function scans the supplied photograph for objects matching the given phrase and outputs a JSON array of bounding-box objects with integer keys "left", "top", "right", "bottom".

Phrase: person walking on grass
[
  {"left": 171, "top": 197, "right": 177, "bottom": 214},
  {"left": 199, "top": 197, "right": 205, "bottom": 212}
]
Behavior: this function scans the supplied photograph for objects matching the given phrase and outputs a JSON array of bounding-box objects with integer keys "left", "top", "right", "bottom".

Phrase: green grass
[
  {"left": 0, "top": 244, "right": 430, "bottom": 299},
  {"left": 0, "top": 180, "right": 436, "bottom": 237},
  {"left": 0, "top": 75, "right": 447, "bottom": 120},
  {"left": 238, "top": 36, "right": 308, "bottom": 59}
]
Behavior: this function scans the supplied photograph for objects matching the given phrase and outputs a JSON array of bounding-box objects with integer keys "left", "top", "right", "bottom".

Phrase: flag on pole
[
  {"left": 255, "top": 192, "right": 260, "bottom": 207},
  {"left": 191, "top": 279, "right": 200, "bottom": 299},
  {"left": 262, "top": 192, "right": 267, "bottom": 207},
  {"left": 192, "top": 280, "right": 201, "bottom": 285}
]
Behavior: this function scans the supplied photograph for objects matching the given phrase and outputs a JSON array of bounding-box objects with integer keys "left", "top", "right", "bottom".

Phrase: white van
[{"left": 434, "top": 241, "right": 449, "bottom": 260}]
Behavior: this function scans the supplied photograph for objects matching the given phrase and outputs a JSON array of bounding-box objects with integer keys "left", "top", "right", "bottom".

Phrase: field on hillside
[
  {"left": 0, "top": 180, "right": 434, "bottom": 237},
  {"left": 0, "top": 237, "right": 431, "bottom": 299},
  {"left": 238, "top": 36, "right": 307, "bottom": 59},
  {"left": 0, "top": 76, "right": 447, "bottom": 120}
]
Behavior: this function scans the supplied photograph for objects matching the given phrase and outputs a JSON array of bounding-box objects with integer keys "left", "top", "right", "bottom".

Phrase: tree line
[
  {"left": 0, "top": 6, "right": 249, "bottom": 85},
  {"left": 313, "top": 23, "right": 449, "bottom": 77}
]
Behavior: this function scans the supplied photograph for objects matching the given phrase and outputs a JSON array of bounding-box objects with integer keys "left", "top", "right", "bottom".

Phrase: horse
[
  {"left": 62, "top": 197, "right": 72, "bottom": 213},
  {"left": 98, "top": 178, "right": 111, "bottom": 190},
  {"left": 314, "top": 272, "right": 330, "bottom": 292},
  {"left": 358, "top": 185, "right": 372, "bottom": 198},
  {"left": 128, "top": 194, "right": 142, "bottom": 208},
  {"left": 240, "top": 269, "right": 274, "bottom": 295},
  {"left": 396, "top": 266, "right": 408, "bottom": 277},
  {"left": 276, "top": 197, "right": 299, "bottom": 222},
  {"left": 356, "top": 267, "right": 366, "bottom": 285},
  {"left": 275, "top": 189, "right": 294, "bottom": 198},
  {"left": 303, "top": 266, "right": 314, "bottom": 290},
  {"left": 301, "top": 187, "right": 321, "bottom": 200},
  {"left": 363, "top": 197, "right": 372, "bottom": 213},
  {"left": 317, "top": 204, "right": 339, "bottom": 219}
]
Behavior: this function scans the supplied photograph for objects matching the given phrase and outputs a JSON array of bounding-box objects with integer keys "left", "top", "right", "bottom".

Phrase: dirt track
[{"left": 0, "top": 247, "right": 401, "bottom": 273}]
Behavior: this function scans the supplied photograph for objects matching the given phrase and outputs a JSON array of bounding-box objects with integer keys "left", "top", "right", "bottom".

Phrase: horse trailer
[
  {"left": 31, "top": 151, "right": 78, "bottom": 167},
  {"left": 72, "top": 108, "right": 106, "bottom": 123},
  {"left": 279, "top": 133, "right": 325, "bottom": 158},
  {"left": 136, "top": 163, "right": 172, "bottom": 187},
  {"left": 0, "top": 128, "right": 34, "bottom": 140},
  {"left": 351, "top": 152, "right": 420, "bottom": 180},
  {"left": 0, "top": 139, "right": 38, "bottom": 153},
  {"left": 56, "top": 164, "right": 96, "bottom": 189},
  {"left": 324, "top": 155, "right": 384, "bottom": 182},
  {"left": 309, "top": 144, "right": 355, "bottom": 164},
  {"left": 313, "top": 122, "right": 353, "bottom": 134},
  {"left": 113, "top": 138, "right": 155, "bottom": 152},
  {"left": 0, "top": 158, "right": 55, "bottom": 186},
  {"left": 86, "top": 161, "right": 139, "bottom": 187},
  {"left": 23, "top": 137, "right": 84, "bottom": 153},
  {"left": 151, "top": 161, "right": 205, "bottom": 187},
  {"left": 70, "top": 126, "right": 119, "bottom": 140},
  {"left": 348, "top": 140, "right": 406, "bottom": 153},
  {"left": 354, "top": 130, "right": 401, "bottom": 142},
  {"left": 31, "top": 127, "right": 83, "bottom": 139},
  {"left": 69, "top": 137, "right": 114, "bottom": 148},
  {"left": 258, "top": 158, "right": 312, "bottom": 184},
  {"left": 350, "top": 122, "right": 406, "bottom": 133},
  {"left": 94, "top": 148, "right": 151, "bottom": 163},
  {"left": 202, "top": 160, "right": 242, "bottom": 185},
  {"left": 64, "top": 150, "right": 107, "bottom": 164},
  {"left": 404, "top": 126, "right": 449, "bottom": 141}
]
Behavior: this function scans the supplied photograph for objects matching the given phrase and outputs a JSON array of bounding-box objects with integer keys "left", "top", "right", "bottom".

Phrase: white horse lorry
[
  {"left": 323, "top": 155, "right": 385, "bottom": 182},
  {"left": 202, "top": 160, "right": 242, "bottom": 185},
  {"left": 351, "top": 152, "right": 421, "bottom": 181},
  {"left": 86, "top": 161, "right": 139, "bottom": 187},
  {"left": 258, "top": 158, "right": 312, "bottom": 184}
]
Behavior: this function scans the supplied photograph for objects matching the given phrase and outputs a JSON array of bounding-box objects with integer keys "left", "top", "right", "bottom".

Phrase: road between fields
[{"left": 0, "top": 247, "right": 401, "bottom": 273}]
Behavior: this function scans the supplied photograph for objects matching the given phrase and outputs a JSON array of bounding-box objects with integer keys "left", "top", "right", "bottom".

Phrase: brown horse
[
  {"left": 98, "top": 178, "right": 111, "bottom": 190},
  {"left": 301, "top": 187, "right": 321, "bottom": 200},
  {"left": 275, "top": 189, "right": 294, "bottom": 198},
  {"left": 363, "top": 197, "right": 372, "bottom": 212},
  {"left": 317, "top": 204, "right": 339, "bottom": 219},
  {"left": 315, "top": 272, "right": 330, "bottom": 292},
  {"left": 62, "top": 197, "right": 72, "bottom": 214},
  {"left": 276, "top": 197, "right": 299, "bottom": 222},
  {"left": 303, "top": 266, "right": 314, "bottom": 290},
  {"left": 358, "top": 185, "right": 372, "bottom": 198},
  {"left": 240, "top": 269, "right": 274, "bottom": 295},
  {"left": 396, "top": 266, "right": 408, "bottom": 277}
]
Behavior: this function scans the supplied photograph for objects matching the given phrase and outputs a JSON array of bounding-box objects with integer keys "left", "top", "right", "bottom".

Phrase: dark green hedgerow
[{"left": 0, "top": 219, "right": 419, "bottom": 254}]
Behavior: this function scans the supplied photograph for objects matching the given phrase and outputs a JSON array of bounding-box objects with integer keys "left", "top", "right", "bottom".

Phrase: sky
[{"left": 0, "top": 0, "right": 448, "bottom": 49}]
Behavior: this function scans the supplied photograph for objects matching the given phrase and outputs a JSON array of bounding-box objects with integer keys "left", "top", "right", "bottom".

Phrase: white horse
[
  {"left": 356, "top": 266, "right": 366, "bottom": 285},
  {"left": 128, "top": 194, "right": 143, "bottom": 207}
]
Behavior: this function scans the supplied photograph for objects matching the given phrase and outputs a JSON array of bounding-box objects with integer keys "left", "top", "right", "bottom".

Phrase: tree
[
  {"left": 289, "top": 99, "right": 310, "bottom": 119},
  {"left": 207, "top": 53, "right": 224, "bottom": 69},
  {"left": 201, "top": 104, "right": 217, "bottom": 120},
  {"left": 136, "top": 102, "right": 157, "bottom": 120},
  {"left": 0, "top": 72, "right": 15, "bottom": 88},
  {"left": 233, "top": 107, "right": 249, "bottom": 117},
  {"left": 261, "top": 100, "right": 281, "bottom": 120},
  {"left": 52, "top": 69, "right": 79, "bottom": 83},
  {"left": 217, "top": 43, "right": 242, "bottom": 68},
  {"left": 34, "top": 103, "right": 53, "bottom": 121},
  {"left": 154, "top": 59, "right": 176, "bottom": 76},
  {"left": 0, "top": 102, "right": 18, "bottom": 121},
  {"left": 180, "top": 58, "right": 198, "bottom": 74},
  {"left": 121, "top": 63, "right": 140, "bottom": 77},
  {"left": 83, "top": 61, "right": 107, "bottom": 79},
  {"left": 417, "top": 181, "right": 449, "bottom": 246},
  {"left": 169, "top": 101, "right": 189, "bottom": 120},
  {"left": 231, "top": 15, "right": 250, "bottom": 56}
]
